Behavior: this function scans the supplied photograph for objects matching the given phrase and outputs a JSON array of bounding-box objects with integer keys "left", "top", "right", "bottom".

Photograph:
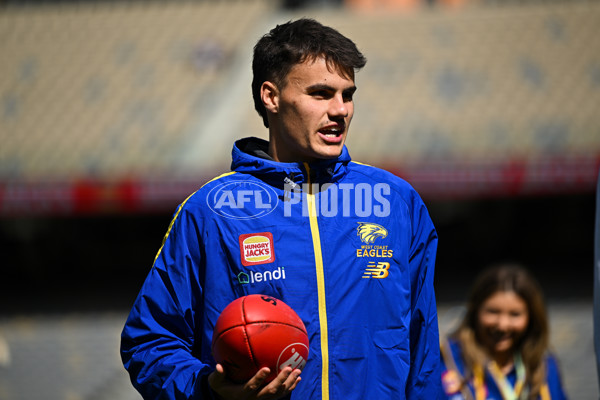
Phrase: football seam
[
  {"left": 239, "top": 298, "right": 262, "bottom": 372},
  {"left": 242, "top": 324, "right": 258, "bottom": 372},
  {"left": 216, "top": 321, "right": 307, "bottom": 336}
]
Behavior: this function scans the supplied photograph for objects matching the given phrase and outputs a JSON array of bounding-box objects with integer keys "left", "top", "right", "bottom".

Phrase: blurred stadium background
[{"left": 0, "top": 0, "right": 598, "bottom": 398}]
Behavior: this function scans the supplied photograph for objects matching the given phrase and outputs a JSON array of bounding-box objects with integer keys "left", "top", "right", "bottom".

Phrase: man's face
[{"left": 265, "top": 57, "right": 357, "bottom": 163}]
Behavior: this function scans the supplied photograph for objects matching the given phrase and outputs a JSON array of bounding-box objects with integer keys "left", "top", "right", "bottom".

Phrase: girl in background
[{"left": 441, "top": 264, "right": 568, "bottom": 400}]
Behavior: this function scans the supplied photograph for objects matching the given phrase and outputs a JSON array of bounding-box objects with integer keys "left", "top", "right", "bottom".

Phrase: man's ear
[{"left": 261, "top": 81, "right": 279, "bottom": 114}]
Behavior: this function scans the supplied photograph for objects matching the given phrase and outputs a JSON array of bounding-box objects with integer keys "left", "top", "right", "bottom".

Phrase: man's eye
[{"left": 311, "top": 91, "right": 329, "bottom": 98}]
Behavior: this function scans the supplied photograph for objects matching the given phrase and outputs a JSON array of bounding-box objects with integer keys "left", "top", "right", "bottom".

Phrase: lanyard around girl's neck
[
  {"left": 473, "top": 354, "right": 526, "bottom": 400},
  {"left": 485, "top": 353, "right": 526, "bottom": 400}
]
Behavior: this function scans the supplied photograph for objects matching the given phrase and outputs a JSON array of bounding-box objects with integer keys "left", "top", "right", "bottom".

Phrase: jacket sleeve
[
  {"left": 546, "top": 353, "right": 568, "bottom": 400},
  {"left": 405, "top": 193, "right": 444, "bottom": 399},
  {"left": 120, "top": 202, "right": 216, "bottom": 400}
]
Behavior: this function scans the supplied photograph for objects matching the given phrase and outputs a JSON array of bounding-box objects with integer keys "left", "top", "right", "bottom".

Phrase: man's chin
[{"left": 316, "top": 144, "right": 344, "bottom": 159}]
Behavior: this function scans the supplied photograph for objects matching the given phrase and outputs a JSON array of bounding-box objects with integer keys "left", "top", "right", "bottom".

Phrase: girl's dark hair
[{"left": 252, "top": 18, "right": 367, "bottom": 128}]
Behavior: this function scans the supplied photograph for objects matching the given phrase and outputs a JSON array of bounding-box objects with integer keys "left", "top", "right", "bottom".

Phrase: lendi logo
[{"left": 237, "top": 267, "right": 286, "bottom": 285}]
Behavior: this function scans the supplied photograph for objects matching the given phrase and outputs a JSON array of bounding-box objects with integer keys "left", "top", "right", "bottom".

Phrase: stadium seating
[
  {"left": 308, "top": 3, "right": 600, "bottom": 168},
  {"left": 0, "top": 1, "right": 270, "bottom": 181},
  {"left": 1, "top": 0, "right": 599, "bottom": 213}
]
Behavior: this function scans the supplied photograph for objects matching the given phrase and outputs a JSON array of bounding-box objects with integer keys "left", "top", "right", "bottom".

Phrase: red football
[{"left": 211, "top": 294, "right": 309, "bottom": 383}]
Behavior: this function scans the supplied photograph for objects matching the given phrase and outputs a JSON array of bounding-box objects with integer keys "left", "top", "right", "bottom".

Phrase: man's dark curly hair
[{"left": 252, "top": 18, "right": 367, "bottom": 128}]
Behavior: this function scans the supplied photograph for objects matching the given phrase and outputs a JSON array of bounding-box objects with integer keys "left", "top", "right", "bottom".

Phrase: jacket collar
[{"left": 231, "top": 137, "right": 351, "bottom": 187}]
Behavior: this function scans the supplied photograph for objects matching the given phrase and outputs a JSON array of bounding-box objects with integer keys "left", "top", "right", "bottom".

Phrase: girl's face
[{"left": 476, "top": 291, "right": 529, "bottom": 358}]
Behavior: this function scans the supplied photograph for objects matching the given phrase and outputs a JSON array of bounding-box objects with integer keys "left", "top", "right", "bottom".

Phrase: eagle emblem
[{"left": 357, "top": 222, "right": 388, "bottom": 244}]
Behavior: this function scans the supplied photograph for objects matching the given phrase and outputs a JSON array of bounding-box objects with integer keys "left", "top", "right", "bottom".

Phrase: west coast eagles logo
[
  {"left": 357, "top": 222, "right": 393, "bottom": 277},
  {"left": 357, "top": 222, "right": 388, "bottom": 244}
]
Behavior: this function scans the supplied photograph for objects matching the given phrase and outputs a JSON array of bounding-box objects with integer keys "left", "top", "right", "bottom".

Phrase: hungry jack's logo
[{"left": 239, "top": 232, "right": 275, "bottom": 266}]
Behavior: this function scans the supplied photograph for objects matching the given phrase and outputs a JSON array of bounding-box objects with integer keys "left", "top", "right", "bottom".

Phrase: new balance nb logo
[{"left": 362, "top": 261, "right": 390, "bottom": 279}]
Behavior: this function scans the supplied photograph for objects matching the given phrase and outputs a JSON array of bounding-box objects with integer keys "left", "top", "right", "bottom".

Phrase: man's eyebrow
[
  {"left": 306, "top": 84, "right": 334, "bottom": 92},
  {"left": 306, "top": 84, "right": 357, "bottom": 93}
]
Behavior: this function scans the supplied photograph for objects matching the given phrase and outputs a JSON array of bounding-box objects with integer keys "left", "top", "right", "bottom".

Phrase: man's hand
[{"left": 208, "top": 364, "right": 302, "bottom": 400}]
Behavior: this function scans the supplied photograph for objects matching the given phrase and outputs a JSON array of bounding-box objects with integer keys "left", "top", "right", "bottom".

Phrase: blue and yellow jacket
[
  {"left": 121, "top": 137, "right": 442, "bottom": 399},
  {"left": 441, "top": 338, "right": 568, "bottom": 400}
]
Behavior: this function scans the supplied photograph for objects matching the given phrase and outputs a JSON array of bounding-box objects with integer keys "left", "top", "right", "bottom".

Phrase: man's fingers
[
  {"left": 272, "top": 366, "right": 293, "bottom": 388},
  {"left": 286, "top": 370, "right": 302, "bottom": 391},
  {"left": 207, "top": 364, "right": 226, "bottom": 391},
  {"left": 283, "top": 368, "right": 302, "bottom": 392},
  {"left": 257, "top": 367, "right": 301, "bottom": 397},
  {"left": 211, "top": 366, "right": 301, "bottom": 400},
  {"left": 277, "top": 367, "right": 300, "bottom": 390},
  {"left": 245, "top": 367, "right": 271, "bottom": 392}
]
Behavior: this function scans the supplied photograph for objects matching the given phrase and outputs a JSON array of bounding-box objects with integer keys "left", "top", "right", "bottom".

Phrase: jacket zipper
[{"left": 303, "top": 162, "right": 329, "bottom": 400}]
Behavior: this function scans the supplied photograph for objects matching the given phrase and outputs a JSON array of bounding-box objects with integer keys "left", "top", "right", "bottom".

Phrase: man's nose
[{"left": 329, "top": 94, "right": 348, "bottom": 118}]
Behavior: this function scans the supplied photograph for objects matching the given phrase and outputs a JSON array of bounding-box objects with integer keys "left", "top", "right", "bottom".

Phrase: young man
[{"left": 121, "top": 18, "right": 442, "bottom": 399}]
